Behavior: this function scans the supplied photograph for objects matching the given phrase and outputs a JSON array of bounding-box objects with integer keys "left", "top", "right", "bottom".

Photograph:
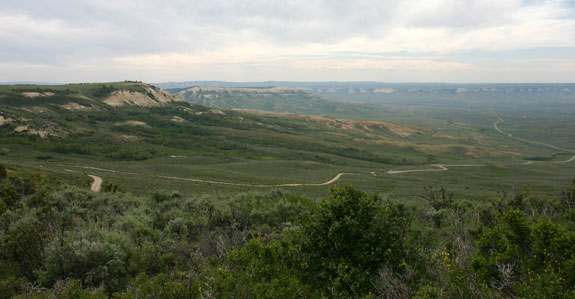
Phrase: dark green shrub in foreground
[
  {"left": 2, "top": 166, "right": 575, "bottom": 298},
  {"left": 472, "top": 196, "right": 575, "bottom": 298},
  {"left": 297, "top": 185, "right": 408, "bottom": 296},
  {"left": 15, "top": 280, "right": 107, "bottom": 299},
  {"left": 0, "top": 163, "right": 7, "bottom": 180}
]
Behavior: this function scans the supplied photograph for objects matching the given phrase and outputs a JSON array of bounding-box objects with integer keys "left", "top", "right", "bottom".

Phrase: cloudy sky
[{"left": 1, "top": 0, "right": 574, "bottom": 83}]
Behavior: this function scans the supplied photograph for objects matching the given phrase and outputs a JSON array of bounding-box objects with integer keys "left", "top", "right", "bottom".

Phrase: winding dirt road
[
  {"left": 65, "top": 169, "right": 103, "bottom": 192},
  {"left": 88, "top": 175, "right": 103, "bottom": 192},
  {"left": 387, "top": 164, "right": 486, "bottom": 174},
  {"left": 561, "top": 154, "right": 575, "bottom": 163},
  {"left": 493, "top": 116, "right": 512, "bottom": 137},
  {"left": 387, "top": 164, "right": 448, "bottom": 174},
  {"left": 385, "top": 116, "right": 575, "bottom": 175},
  {"left": 63, "top": 116, "right": 573, "bottom": 189},
  {"left": 494, "top": 116, "right": 575, "bottom": 153},
  {"left": 67, "top": 165, "right": 358, "bottom": 188},
  {"left": 156, "top": 172, "right": 358, "bottom": 187}
]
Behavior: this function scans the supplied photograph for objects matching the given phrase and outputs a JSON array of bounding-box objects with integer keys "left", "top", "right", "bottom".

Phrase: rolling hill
[
  {"left": 172, "top": 86, "right": 390, "bottom": 119},
  {"left": 0, "top": 82, "right": 572, "bottom": 199},
  {"left": 158, "top": 81, "right": 575, "bottom": 112}
]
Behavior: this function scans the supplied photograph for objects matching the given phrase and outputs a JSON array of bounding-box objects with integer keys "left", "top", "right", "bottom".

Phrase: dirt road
[
  {"left": 387, "top": 164, "right": 448, "bottom": 174},
  {"left": 561, "top": 154, "right": 575, "bottom": 163},
  {"left": 386, "top": 116, "right": 575, "bottom": 175},
  {"left": 493, "top": 116, "right": 512, "bottom": 137},
  {"left": 494, "top": 116, "right": 574, "bottom": 153},
  {"left": 67, "top": 165, "right": 356, "bottom": 188},
  {"left": 155, "top": 172, "right": 357, "bottom": 187},
  {"left": 88, "top": 175, "right": 103, "bottom": 192},
  {"left": 63, "top": 116, "right": 573, "bottom": 188}
]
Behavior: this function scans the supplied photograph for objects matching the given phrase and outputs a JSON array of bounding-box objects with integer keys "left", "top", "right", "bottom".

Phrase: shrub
[{"left": 297, "top": 185, "right": 408, "bottom": 296}]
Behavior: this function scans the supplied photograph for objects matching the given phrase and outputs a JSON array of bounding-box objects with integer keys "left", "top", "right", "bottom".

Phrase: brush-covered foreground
[{"left": 1, "top": 166, "right": 574, "bottom": 298}]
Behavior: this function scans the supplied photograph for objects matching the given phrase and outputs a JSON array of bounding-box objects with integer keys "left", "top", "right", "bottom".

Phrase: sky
[{"left": 1, "top": 0, "right": 574, "bottom": 83}]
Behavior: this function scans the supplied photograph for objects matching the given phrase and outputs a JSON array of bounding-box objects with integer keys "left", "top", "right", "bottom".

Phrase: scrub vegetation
[
  {"left": 1, "top": 82, "right": 574, "bottom": 297},
  {"left": 1, "top": 169, "right": 574, "bottom": 297}
]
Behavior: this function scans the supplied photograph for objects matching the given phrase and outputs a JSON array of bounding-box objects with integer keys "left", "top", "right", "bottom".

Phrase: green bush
[
  {"left": 0, "top": 163, "right": 7, "bottom": 180},
  {"left": 40, "top": 230, "right": 129, "bottom": 292},
  {"left": 297, "top": 185, "right": 408, "bottom": 296}
]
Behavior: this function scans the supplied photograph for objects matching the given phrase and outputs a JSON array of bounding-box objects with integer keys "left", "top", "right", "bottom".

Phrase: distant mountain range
[
  {"left": 302, "top": 83, "right": 575, "bottom": 110},
  {"left": 154, "top": 81, "right": 575, "bottom": 90},
  {"left": 161, "top": 81, "right": 575, "bottom": 112},
  {"left": 172, "top": 86, "right": 391, "bottom": 119},
  {"left": 5, "top": 81, "right": 574, "bottom": 112},
  {"left": 154, "top": 81, "right": 375, "bottom": 89}
]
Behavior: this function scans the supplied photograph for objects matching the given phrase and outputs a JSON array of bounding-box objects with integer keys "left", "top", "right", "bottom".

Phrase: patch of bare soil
[
  {"left": 18, "top": 106, "right": 52, "bottom": 114},
  {"left": 60, "top": 102, "right": 92, "bottom": 111},
  {"left": 432, "top": 133, "right": 459, "bottom": 140},
  {"left": 0, "top": 116, "right": 13, "bottom": 126},
  {"left": 171, "top": 116, "right": 186, "bottom": 123},
  {"left": 117, "top": 120, "right": 150, "bottom": 127},
  {"left": 12, "top": 125, "right": 46, "bottom": 138},
  {"left": 210, "top": 109, "right": 226, "bottom": 116},
  {"left": 13, "top": 125, "right": 28, "bottom": 133},
  {"left": 104, "top": 87, "right": 181, "bottom": 107},
  {"left": 12, "top": 124, "right": 65, "bottom": 138},
  {"left": 21, "top": 92, "right": 55, "bottom": 98},
  {"left": 292, "top": 115, "right": 418, "bottom": 137},
  {"left": 118, "top": 135, "right": 142, "bottom": 142}
]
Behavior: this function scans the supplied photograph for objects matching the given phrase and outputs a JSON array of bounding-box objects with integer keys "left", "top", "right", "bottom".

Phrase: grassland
[
  {"left": 1, "top": 82, "right": 573, "bottom": 201},
  {"left": 2, "top": 81, "right": 575, "bottom": 298}
]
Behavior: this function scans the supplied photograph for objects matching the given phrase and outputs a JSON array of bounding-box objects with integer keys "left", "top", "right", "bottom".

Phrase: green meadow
[
  {"left": 1, "top": 83, "right": 573, "bottom": 200},
  {"left": 1, "top": 82, "right": 575, "bottom": 297}
]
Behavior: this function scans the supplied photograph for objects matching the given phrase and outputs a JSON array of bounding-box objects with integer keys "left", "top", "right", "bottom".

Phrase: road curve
[
  {"left": 386, "top": 115, "right": 575, "bottom": 175},
  {"left": 561, "top": 154, "right": 575, "bottom": 163},
  {"left": 63, "top": 115, "right": 573, "bottom": 187},
  {"left": 68, "top": 165, "right": 357, "bottom": 188},
  {"left": 155, "top": 172, "right": 358, "bottom": 187},
  {"left": 386, "top": 164, "right": 486, "bottom": 174},
  {"left": 88, "top": 175, "right": 103, "bottom": 192},
  {"left": 387, "top": 164, "right": 448, "bottom": 174},
  {"left": 493, "top": 116, "right": 512, "bottom": 137},
  {"left": 494, "top": 116, "right": 574, "bottom": 153}
]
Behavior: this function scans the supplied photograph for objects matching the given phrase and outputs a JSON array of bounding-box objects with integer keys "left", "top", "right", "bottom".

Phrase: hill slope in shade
[
  {"left": 172, "top": 86, "right": 389, "bottom": 119},
  {"left": 158, "top": 81, "right": 575, "bottom": 112},
  {"left": 305, "top": 83, "right": 575, "bottom": 111},
  {"left": 0, "top": 81, "right": 181, "bottom": 108},
  {"left": 0, "top": 81, "right": 573, "bottom": 199},
  {"left": 0, "top": 82, "right": 181, "bottom": 139},
  {"left": 0, "top": 82, "right": 569, "bottom": 165}
]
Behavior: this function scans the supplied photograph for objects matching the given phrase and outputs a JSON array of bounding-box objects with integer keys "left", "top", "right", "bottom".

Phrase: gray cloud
[
  {"left": 0, "top": 0, "right": 573, "bottom": 82},
  {"left": 0, "top": 0, "right": 419, "bottom": 63}
]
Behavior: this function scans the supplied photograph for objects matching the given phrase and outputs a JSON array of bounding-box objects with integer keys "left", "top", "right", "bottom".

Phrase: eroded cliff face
[{"left": 104, "top": 86, "right": 182, "bottom": 107}]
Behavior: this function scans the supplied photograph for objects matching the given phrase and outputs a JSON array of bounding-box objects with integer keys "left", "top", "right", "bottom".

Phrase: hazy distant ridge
[{"left": 161, "top": 81, "right": 575, "bottom": 112}]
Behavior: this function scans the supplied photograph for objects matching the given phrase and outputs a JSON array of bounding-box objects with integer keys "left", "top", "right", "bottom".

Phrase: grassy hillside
[
  {"left": 0, "top": 82, "right": 573, "bottom": 200},
  {"left": 1, "top": 81, "right": 575, "bottom": 297},
  {"left": 305, "top": 83, "right": 575, "bottom": 111}
]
